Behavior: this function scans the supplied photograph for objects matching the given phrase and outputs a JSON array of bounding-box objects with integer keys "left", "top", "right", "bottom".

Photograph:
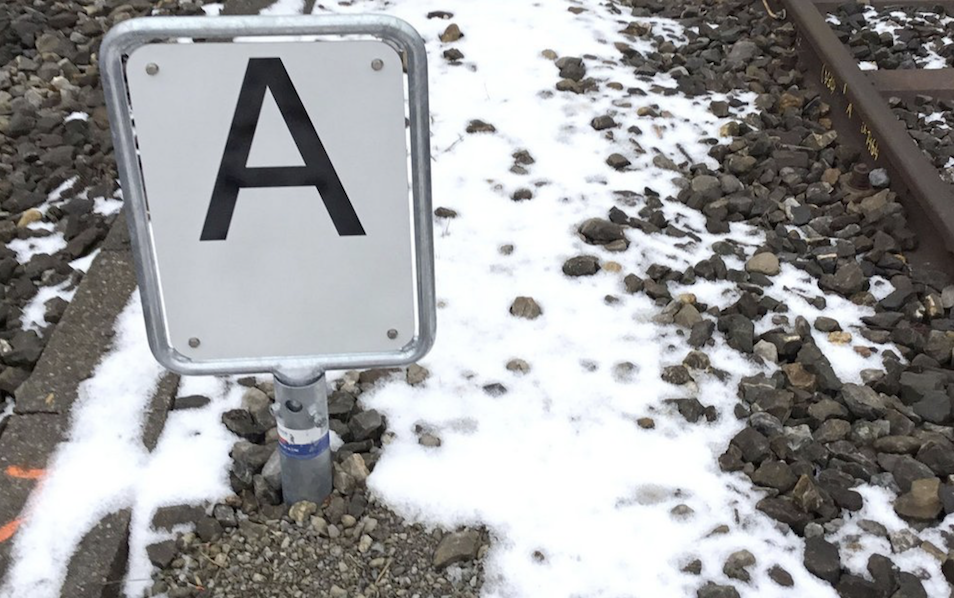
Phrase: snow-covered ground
[
  {"left": 2, "top": 1, "right": 950, "bottom": 597},
  {"left": 827, "top": 7, "right": 954, "bottom": 70}
]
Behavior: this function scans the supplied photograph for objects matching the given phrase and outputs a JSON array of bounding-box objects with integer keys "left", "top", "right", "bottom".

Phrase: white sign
[{"left": 102, "top": 17, "right": 435, "bottom": 374}]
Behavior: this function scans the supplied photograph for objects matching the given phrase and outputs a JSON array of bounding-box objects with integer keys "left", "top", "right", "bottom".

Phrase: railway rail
[{"left": 773, "top": 0, "right": 954, "bottom": 276}]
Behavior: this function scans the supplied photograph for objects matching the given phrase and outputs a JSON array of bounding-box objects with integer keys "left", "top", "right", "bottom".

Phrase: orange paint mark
[
  {"left": 0, "top": 518, "right": 21, "bottom": 543},
  {"left": 4, "top": 466, "right": 45, "bottom": 480}
]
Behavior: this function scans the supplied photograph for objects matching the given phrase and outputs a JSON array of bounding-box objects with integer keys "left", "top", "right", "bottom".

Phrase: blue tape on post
[{"left": 278, "top": 430, "right": 330, "bottom": 460}]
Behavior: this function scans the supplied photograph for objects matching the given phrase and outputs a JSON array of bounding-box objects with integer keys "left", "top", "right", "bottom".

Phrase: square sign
[{"left": 101, "top": 16, "right": 435, "bottom": 375}]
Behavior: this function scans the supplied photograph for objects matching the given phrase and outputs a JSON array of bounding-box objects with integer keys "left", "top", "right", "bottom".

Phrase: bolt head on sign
[{"left": 100, "top": 16, "right": 435, "bottom": 375}]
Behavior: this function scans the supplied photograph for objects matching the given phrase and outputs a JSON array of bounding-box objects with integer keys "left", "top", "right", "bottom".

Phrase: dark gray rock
[
  {"left": 867, "top": 554, "right": 898, "bottom": 596},
  {"left": 665, "top": 398, "right": 716, "bottom": 423},
  {"left": 221, "top": 409, "right": 265, "bottom": 442},
  {"left": 895, "top": 572, "right": 927, "bottom": 598},
  {"left": 195, "top": 517, "right": 223, "bottom": 542},
  {"left": 756, "top": 497, "right": 811, "bottom": 532},
  {"left": 2, "top": 330, "right": 44, "bottom": 368},
  {"left": 590, "top": 115, "right": 617, "bottom": 130},
  {"left": 820, "top": 262, "right": 866, "bottom": 297},
  {"left": 510, "top": 296, "right": 543, "bottom": 319},
  {"left": 804, "top": 537, "right": 841, "bottom": 585},
  {"left": 152, "top": 504, "right": 205, "bottom": 531},
  {"left": 798, "top": 343, "right": 842, "bottom": 392},
  {"left": 696, "top": 582, "right": 740, "bottom": 598},
  {"left": 349, "top": 410, "right": 385, "bottom": 442},
  {"left": 835, "top": 574, "right": 881, "bottom": 598},
  {"left": 751, "top": 460, "right": 797, "bottom": 492},
  {"left": 433, "top": 528, "right": 480, "bottom": 569},
  {"left": 894, "top": 478, "right": 941, "bottom": 520},
  {"left": 146, "top": 540, "right": 177, "bottom": 569},
  {"left": 563, "top": 255, "right": 600, "bottom": 277},
  {"left": 689, "top": 320, "right": 715, "bottom": 347},
  {"left": 912, "top": 391, "right": 951, "bottom": 424},
  {"left": 890, "top": 456, "right": 936, "bottom": 493},
  {"left": 899, "top": 371, "right": 945, "bottom": 405},
  {"left": 328, "top": 390, "right": 356, "bottom": 418},
  {"left": 556, "top": 56, "right": 585, "bottom": 81},
  {"left": 483, "top": 383, "right": 508, "bottom": 397},
  {"left": 579, "top": 219, "right": 625, "bottom": 245},
  {"left": 730, "top": 427, "right": 770, "bottom": 463},
  {"left": 0, "top": 367, "right": 30, "bottom": 395},
  {"left": 465, "top": 119, "right": 496, "bottom": 134},
  {"left": 841, "top": 384, "right": 887, "bottom": 420},
  {"left": 718, "top": 314, "right": 754, "bottom": 353},
  {"left": 727, "top": 40, "right": 760, "bottom": 63},
  {"left": 606, "top": 153, "right": 631, "bottom": 170},
  {"left": 172, "top": 395, "right": 210, "bottom": 410},
  {"left": 661, "top": 365, "right": 693, "bottom": 386},
  {"left": 253, "top": 474, "right": 281, "bottom": 506},
  {"left": 814, "top": 317, "right": 841, "bottom": 332},
  {"left": 623, "top": 274, "right": 644, "bottom": 294},
  {"left": 917, "top": 438, "right": 954, "bottom": 476},
  {"left": 767, "top": 565, "right": 794, "bottom": 587}
]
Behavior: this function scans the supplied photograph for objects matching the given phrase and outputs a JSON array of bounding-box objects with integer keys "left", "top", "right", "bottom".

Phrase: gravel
[
  {"left": 151, "top": 374, "right": 488, "bottom": 598},
  {"left": 0, "top": 0, "right": 205, "bottom": 406},
  {"left": 11, "top": 0, "right": 953, "bottom": 595}
]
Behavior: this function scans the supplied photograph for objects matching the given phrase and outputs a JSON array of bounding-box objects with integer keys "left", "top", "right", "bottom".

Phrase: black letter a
[{"left": 201, "top": 57, "right": 365, "bottom": 241}]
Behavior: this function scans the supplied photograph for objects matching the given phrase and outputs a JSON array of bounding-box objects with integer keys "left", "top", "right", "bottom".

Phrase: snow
[
  {"left": 7, "top": 233, "right": 67, "bottom": 264},
  {"left": 1, "top": 1, "right": 945, "bottom": 597},
  {"left": 201, "top": 2, "right": 223, "bottom": 17},
  {"left": 70, "top": 248, "right": 101, "bottom": 274},
  {"left": 922, "top": 111, "right": 950, "bottom": 130},
  {"left": 93, "top": 195, "right": 123, "bottom": 216},
  {"left": 19, "top": 280, "right": 76, "bottom": 332},
  {"left": 123, "top": 376, "right": 242, "bottom": 598},
  {"left": 260, "top": 0, "right": 305, "bottom": 16},
  {"left": 0, "top": 397, "right": 12, "bottom": 428},
  {"left": 45, "top": 177, "right": 78, "bottom": 208},
  {"left": 288, "top": 1, "right": 918, "bottom": 596},
  {"left": 0, "top": 298, "right": 239, "bottom": 598},
  {"left": 855, "top": 6, "right": 954, "bottom": 70},
  {"left": 833, "top": 485, "right": 950, "bottom": 597}
]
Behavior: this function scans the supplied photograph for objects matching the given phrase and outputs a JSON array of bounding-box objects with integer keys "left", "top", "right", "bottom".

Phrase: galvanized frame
[{"left": 100, "top": 15, "right": 435, "bottom": 383}]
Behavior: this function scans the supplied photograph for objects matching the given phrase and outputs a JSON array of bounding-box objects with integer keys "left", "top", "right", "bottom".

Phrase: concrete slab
[
  {"left": 99, "top": 212, "right": 131, "bottom": 252},
  {"left": 222, "top": 0, "right": 278, "bottom": 15},
  {"left": 60, "top": 510, "right": 131, "bottom": 598},
  {"left": 2, "top": 213, "right": 181, "bottom": 595},
  {"left": 221, "top": 0, "right": 314, "bottom": 15},
  {"left": 0, "top": 414, "right": 67, "bottom": 573},
  {"left": 14, "top": 250, "right": 137, "bottom": 415},
  {"left": 143, "top": 373, "right": 178, "bottom": 453}
]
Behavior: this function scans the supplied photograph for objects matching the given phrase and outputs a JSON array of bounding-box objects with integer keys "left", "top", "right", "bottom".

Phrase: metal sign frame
[{"left": 100, "top": 15, "right": 435, "bottom": 383}]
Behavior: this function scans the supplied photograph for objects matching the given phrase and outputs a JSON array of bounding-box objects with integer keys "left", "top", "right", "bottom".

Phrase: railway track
[{"left": 774, "top": 0, "right": 954, "bottom": 277}]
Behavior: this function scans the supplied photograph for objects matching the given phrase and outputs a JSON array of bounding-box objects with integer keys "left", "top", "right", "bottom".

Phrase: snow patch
[
  {"left": 7, "top": 233, "right": 67, "bottom": 264},
  {"left": 0, "top": 298, "right": 238, "bottom": 598},
  {"left": 20, "top": 280, "right": 76, "bottom": 332}
]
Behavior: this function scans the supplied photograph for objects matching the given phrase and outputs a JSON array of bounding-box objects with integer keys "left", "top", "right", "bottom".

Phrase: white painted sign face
[{"left": 125, "top": 41, "right": 416, "bottom": 362}]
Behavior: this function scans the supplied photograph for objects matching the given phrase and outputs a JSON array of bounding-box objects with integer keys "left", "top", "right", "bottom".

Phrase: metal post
[{"left": 274, "top": 371, "right": 333, "bottom": 505}]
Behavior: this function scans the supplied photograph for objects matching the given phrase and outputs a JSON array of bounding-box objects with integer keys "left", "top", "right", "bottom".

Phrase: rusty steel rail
[
  {"left": 778, "top": 0, "right": 954, "bottom": 275},
  {"left": 867, "top": 69, "right": 954, "bottom": 102},
  {"left": 813, "top": 0, "right": 954, "bottom": 10}
]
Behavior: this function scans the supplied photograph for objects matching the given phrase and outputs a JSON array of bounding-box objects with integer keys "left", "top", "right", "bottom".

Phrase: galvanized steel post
[{"left": 274, "top": 373, "right": 333, "bottom": 505}]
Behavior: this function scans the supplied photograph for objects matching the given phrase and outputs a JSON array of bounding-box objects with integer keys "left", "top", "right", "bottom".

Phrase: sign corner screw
[
  {"left": 146, "top": 63, "right": 160, "bottom": 76},
  {"left": 387, "top": 329, "right": 398, "bottom": 339},
  {"left": 188, "top": 337, "right": 201, "bottom": 348},
  {"left": 371, "top": 58, "right": 384, "bottom": 71}
]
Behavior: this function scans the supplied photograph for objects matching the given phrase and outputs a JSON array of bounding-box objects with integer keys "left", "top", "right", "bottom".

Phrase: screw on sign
[{"left": 100, "top": 15, "right": 436, "bottom": 505}]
